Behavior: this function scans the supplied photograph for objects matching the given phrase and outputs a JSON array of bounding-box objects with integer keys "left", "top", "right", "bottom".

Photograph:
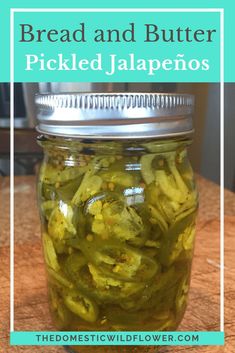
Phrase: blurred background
[{"left": 0, "top": 82, "right": 234, "bottom": 191}]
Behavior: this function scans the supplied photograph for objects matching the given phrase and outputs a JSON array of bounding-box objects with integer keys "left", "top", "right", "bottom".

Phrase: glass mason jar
[{"left": 36, "top": 93, "right": 198, "bottom": 345}]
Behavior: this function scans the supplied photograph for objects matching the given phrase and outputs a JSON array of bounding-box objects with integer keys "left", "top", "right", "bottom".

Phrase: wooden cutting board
[{"left": 1, "top": 216, "right": 235, "bottom": 353}]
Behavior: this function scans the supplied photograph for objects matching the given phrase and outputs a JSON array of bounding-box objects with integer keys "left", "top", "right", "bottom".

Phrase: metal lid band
[{"left": 35, "top": 93, "right": 194, "bottom": 139}]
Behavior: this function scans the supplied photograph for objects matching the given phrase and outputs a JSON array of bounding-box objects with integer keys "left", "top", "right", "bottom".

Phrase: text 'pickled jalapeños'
[{"left": 38, "top": 138, "right": 198, "bottom": 331}]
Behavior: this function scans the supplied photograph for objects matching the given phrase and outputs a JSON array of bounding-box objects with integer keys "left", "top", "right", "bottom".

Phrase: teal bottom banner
[{"left": 10, "top": 331, "right": 224, "bottom": 346}]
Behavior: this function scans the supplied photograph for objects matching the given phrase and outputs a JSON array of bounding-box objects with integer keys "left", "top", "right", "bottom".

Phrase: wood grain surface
[{"left": 0, "top": 175, "right": 234, "bottom": 353}]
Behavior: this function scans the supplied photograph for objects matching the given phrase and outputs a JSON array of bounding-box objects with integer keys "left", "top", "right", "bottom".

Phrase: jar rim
[{"left": 35, "top": 92, "right": 194, "bottom": 139}]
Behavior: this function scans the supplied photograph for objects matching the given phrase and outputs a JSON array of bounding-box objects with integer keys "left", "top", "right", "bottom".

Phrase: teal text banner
[
  {"left": 12, "top": 10, "right": 220, "bottom": 82},
  {"left": 10, "top": 331, "right": 225, "bottom": 346},
  {"left": 1, "top": 0, "right": 235, "bottom": 82}
]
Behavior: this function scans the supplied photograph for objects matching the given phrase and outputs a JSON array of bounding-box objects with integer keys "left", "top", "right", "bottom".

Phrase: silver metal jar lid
[{"left": 35, "top": 92, "right": 194, "bottom": 139}]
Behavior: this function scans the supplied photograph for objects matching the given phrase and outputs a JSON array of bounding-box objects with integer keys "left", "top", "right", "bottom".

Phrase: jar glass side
[{"left": 37, "top": 136, "right": 198, "bottom": 332}]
